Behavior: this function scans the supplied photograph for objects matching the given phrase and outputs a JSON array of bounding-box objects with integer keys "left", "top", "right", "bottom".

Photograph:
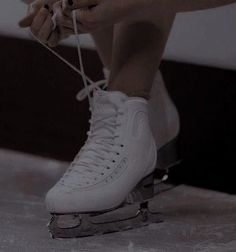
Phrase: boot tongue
[
  {"left": 90, "top": 89, "right": 127, "bottom": 141},
  {"left": 79, "top": 90, "right": 127, "bottom": 165},
  {"left": 92, "top": 89, "right": 127, "bottom": 109}
]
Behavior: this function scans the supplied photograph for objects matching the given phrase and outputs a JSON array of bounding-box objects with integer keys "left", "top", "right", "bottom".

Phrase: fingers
[
  {"left": 52, "top": 2, "right": 86, "bottom": 33},
  {"left": 47, "top": 27, "right": 73, "bottom": 47},
  {"left": 37, "top": 14, "right": 54, "bottom": 43},
  {"left": 19, "top": 10, "right": 36, "bottom": 28},
  {"left": 47, "top": 29, "right": 60, "bottom": 47},
  {"left": 20, "top": 0, "right": 93, "bottom": 46},
  {"left": 19, "top": 0, "right": 43, "bottom": 27},
  {"left": 74, "top": 8, "right": 100, "bottom": 32},
  {"left": 30, "top": 1, "right": 74, "bottom": 46},
  {"left": 52, "top": 1, "right": 73, "bottom": 28},
  {"left": 30, "top": 7, "right": 50, "bottom": 35},
  {"left": 19, "top": 0, "right": 58, "bottom": 27},
  {"left": 62, "top": 0, "right": 98, "bottom": 11}
]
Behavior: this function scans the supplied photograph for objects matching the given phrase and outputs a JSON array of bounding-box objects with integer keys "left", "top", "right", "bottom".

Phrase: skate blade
[{"left": 48, "top": 202, "right": 163, "bottom": 238}]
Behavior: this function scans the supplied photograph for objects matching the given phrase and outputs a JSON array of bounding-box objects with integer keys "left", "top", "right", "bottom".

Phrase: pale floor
[{"left": 0, "top": 148, "right": 236, "bottom": 252}]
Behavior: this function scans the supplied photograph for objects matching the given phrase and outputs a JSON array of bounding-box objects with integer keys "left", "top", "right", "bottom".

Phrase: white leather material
[
  {"left": 45, "top": 89, "right": 157, "bottom": 213},
  {"left": 103, "top": 68, "right": 180, "bottom": 150},
  {"left": 148, "top": 71, "right": 180, "bottom": 149}
]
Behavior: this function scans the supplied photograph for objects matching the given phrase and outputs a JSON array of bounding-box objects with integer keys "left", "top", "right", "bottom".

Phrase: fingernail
[
  {"left": 44, "top": 4, "right": 49, "bottom": 10},
  {"left": 68, "top": 0, "right": 74, "bottom": 6}
]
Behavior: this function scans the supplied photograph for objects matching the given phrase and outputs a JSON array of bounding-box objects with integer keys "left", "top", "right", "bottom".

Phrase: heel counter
[
  {"left": 157, "top": 71, "right": 180, "bottom": 138},
  {"left": 149, "top": 71, "right": 180, "bottom": 148}
]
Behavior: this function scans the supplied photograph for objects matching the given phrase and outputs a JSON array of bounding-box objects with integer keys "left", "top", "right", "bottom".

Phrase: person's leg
[
  {"left": 90, "top": 26, "right": 114, "bottom": 70},
  {"left": 108, "top": 9, "right": 176, "bottom": 99}
]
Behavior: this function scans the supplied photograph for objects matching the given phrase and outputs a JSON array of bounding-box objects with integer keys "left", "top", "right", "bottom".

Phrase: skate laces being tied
[
  {"left": 30, "top": 8, "right": 107, "bottom": 105},
  {"left": 29, "top": 7, "right": 124, "bottom": 184}
]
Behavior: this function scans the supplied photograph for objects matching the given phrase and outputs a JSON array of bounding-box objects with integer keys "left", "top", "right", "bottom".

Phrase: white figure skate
[
  {"left": 46, "top": 88, "right": 168, "bottom": 237},
  {"left": 26, "top": 7, "right": 180, "bottom": 238},
  {"left": 77, "top": 68, "right": 180, "bottom": 184},
  {"left": 46, "top": 70, "right": 180, "bottom": 238}
]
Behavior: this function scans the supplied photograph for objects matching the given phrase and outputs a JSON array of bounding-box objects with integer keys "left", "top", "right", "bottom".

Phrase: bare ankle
[{"left": 107, "top": 87, "right": 150, "bottom": 100}]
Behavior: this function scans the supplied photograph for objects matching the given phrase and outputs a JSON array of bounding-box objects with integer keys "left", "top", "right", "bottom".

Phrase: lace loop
[{"left": 76, "top": 80, "right": 108, "bottom": 101}]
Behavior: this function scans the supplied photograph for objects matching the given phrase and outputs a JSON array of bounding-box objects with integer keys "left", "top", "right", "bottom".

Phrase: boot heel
[
  {"left": 153, "top": 137, "right": 181, "bottom": 194},
  {"left": 126, "top": 137, "right": 180, "bottom": 204},
  {"left": 126, "top": 173, "right": 154, "bottom": 204},
  {"left": 155, "top": 136, "right": 180, "bottom": 175}
]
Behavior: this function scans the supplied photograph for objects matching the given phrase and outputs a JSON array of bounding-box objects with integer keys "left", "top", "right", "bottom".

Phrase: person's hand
[
  {"left": 61, "top": 0, "right": 153, "bottom": 33},
  {"left": 19, "top": 0, "right": 73, "bottom": 47},
  {"left": 19, "top": 0, "right": 57, "bottom": 28}
]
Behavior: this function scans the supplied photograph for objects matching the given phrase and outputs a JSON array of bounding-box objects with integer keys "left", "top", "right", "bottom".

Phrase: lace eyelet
[
  {"left": 107, "top": 166, "right": 110, "bottom": 170},
  {"left": 120, "top": 144, "right": 124, "bottom": 147},
  {"left": 101, "top": 173, "right": 104, "bottom": 176},
  {"left": 112, "top": 160, "right": 115, "bottom": 163},
  {"left": 116, "top": 153, "right": 119, "bottom": 155}
]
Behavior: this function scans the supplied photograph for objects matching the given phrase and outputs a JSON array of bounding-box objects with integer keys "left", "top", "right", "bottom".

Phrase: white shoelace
[
  {"left": 29, "top": 9, "right": 107, "bottom": 107},
  {"left": 70, "top": 109, "right": 123, "bottom": 175},
  {"left": 28, "top": 8, "right": 122, "bottom": 184}
]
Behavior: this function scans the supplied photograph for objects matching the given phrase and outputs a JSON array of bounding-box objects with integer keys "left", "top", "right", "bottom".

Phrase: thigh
[
  {"left": 90, "top": 26, "right": 114, "bottom": 67},
  {"left": 110, "top": 10, "right": 176, "bottom": 84},
  {"left": 112, "top": 7, "right": 176, "bottom": 52},
  {"left": 124, "top": 5, "right": 176, "bottom": 31},
  {"left": 112, "top": 10, "right": 176, "bottom": 55}
]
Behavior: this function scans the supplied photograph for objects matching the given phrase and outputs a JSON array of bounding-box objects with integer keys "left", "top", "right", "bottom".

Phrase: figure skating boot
[
  {"left": 77, "top": 69, "right": 180, "bottom": 185},
  {"left": 26, "top": 7, "right": 181, "bottom": 239},
  {"left": 46, "top": 88, "right": 164, "bottom": 238}
]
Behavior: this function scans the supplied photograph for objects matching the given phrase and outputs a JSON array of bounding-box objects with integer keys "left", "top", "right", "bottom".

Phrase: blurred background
[
  {"left": 1, "top": 2, "right": 236, "bottom": 251},
  {"left": 0, "top": 1, "right": 236, "bottom": 193}
]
